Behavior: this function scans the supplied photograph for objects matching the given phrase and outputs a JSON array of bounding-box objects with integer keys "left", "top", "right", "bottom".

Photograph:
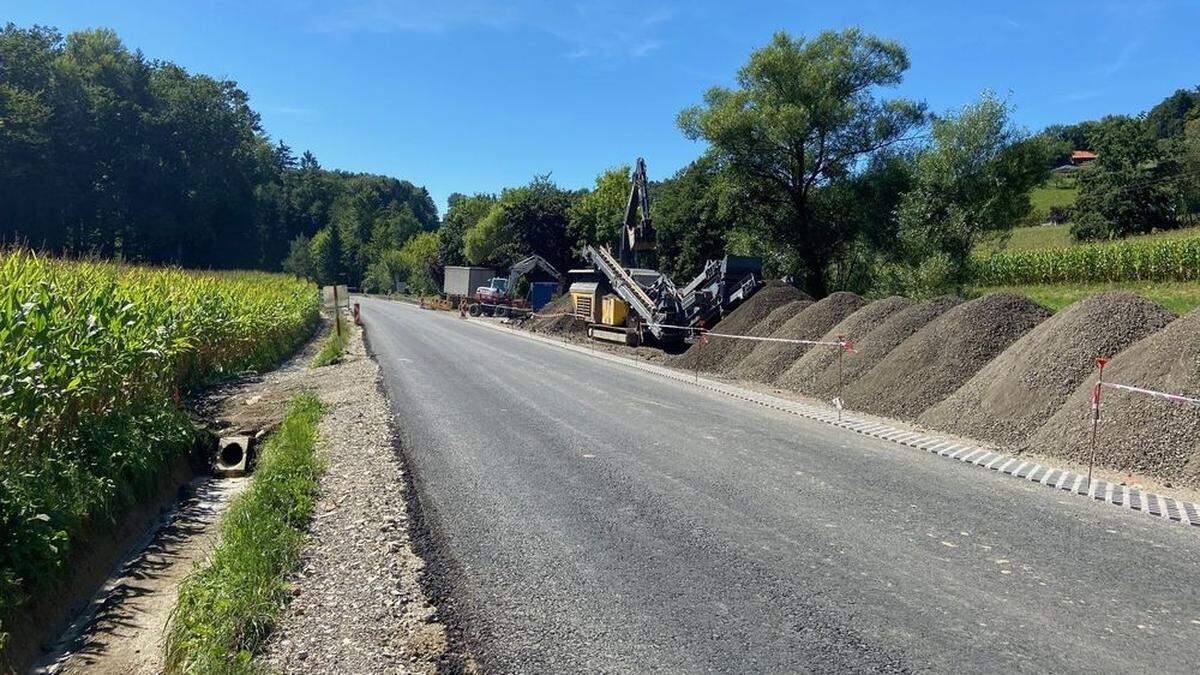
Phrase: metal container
[{"left": 443, "top": 266, "right": 495, "bottom": 297}]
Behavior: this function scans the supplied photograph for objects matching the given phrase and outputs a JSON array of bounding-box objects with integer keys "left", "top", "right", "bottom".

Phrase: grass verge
[
  {"left": 164, "top": 393, "right": 325, "bottom": 674},
  {"left": 311, "top": 313, "right": 348, "bottom": 367},
  {"left": 971, "top": 281, "right": 1200, "bottom": 315}
]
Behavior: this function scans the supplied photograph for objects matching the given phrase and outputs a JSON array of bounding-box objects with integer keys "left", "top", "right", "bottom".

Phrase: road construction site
[{"left": 363, "top": 296, "right": 1200, "bottom": 673}]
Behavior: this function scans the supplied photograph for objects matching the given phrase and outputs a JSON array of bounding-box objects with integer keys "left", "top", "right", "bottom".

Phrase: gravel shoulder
[{"left": 261, "top": 317, "right": 463, "bottom": 673}]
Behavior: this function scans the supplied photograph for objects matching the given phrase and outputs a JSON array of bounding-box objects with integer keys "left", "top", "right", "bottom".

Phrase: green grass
[
  {"left": 310, "top": 314, "right": 348, "bottom": 367},
  {"left": 971, "top": 281, "right": 1200, "bottom": 315},
  {"left": 164, "top": 393, "right": 325, "bottom": 675},
  {"left": 1028, "top": 177, "right": 1079, "bottom": 214},
  {"left": 0, "top": 251, "right": 319, "bottom": 656}
]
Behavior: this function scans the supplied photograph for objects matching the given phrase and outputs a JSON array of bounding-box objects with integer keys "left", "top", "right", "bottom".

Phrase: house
[{"left": 1069, "top": 150, "right": 1098, "bottom": 165}]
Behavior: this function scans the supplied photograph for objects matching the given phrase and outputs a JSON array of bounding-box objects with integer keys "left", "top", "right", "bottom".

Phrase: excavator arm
[{"left": 618, "top": 157, "right": 656, "bottom": 267}]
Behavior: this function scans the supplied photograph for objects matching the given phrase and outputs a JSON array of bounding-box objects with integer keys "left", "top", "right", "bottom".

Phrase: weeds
[
  {"left": 311, "top": 313, "right": 348, "bottom": 368},
  {"left": 164, "top": 393, "right": 324, "bottom": 674}
]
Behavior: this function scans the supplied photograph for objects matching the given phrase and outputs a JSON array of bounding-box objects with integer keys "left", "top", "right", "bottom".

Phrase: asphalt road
[{"left": 361, "top": 297, "right": 1200, "bottom": 674}]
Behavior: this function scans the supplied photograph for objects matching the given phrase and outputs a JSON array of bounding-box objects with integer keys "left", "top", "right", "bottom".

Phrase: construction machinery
[
  {"left": 468, "top": 254, "right": 563, "bottom": 317},
  {"left": 569, "top": 158, "right": 763, "bottom": 346}
]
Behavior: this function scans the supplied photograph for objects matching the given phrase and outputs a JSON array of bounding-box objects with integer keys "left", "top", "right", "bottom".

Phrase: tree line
[
  {"left": 5, "top": 23, "right": 1197, "bottom": 300},
  {"left": 0, "top": 24, "right": 438, "bottom": 279}
]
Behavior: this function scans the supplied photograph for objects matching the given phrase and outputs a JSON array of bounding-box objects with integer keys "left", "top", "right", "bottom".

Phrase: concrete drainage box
[{"left": 214, "top": 435, "right": 251, "bottom": 477}]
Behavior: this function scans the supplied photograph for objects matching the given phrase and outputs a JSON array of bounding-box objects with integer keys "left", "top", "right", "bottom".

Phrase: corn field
[
  {"left": 972, "top": 236, "right": 1200, "bottom": 286},
  {"left": 0, "top": 250, "right": 319, "bottom": 647}
]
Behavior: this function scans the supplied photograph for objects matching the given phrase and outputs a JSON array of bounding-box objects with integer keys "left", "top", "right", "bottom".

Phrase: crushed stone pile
[
  {"left": 730, "top": 292, "right": 867, "bottom": 384},
  {"left": 844, "top": 293, "right": 1051, "bottom": 420},
  {"left": 828, "top": 296, "right": 961, "bottom": 404},
  {"left": 776, "top": 296, "right": 914, "bottom": 396},
  {"left": 526, "top": 294, "right": 585, "bottom": 336},
  {"left": 920, "top": 292, "right": 1175, "bottom": 446},
  {"left": 1022, "top": 308, "right": 1200, "bottom": 485},
  {"left": 671, "top": 281, "right": 810, "bottom": 372},
  {"left": 710, "top": 299, "right": 813, "bottom": 375}
]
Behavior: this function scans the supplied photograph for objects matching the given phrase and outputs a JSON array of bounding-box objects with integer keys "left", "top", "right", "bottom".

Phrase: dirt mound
[
  {"left": 1023, "top": 308, "right": 1200, "bottom": 484},
  {"left": 919, "top": 293, "right": 1176, "bottom": 446},
  {"left": 671, "top": 281, "right": 809, "bottom": 372},
  {"left": 730, "top": 292, "right": 867, "bottom": 383},
  {"left": 776, "top": 296, "right": 914, "bottom": 395},
  {"left": 527, "top": 294, "right": 585, "bottom": 336},
  {"left": 844, "top": 293, "right": 1051, "bottom": 420}
]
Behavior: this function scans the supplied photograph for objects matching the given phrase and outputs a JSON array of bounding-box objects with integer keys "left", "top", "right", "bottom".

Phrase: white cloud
[{"left": 313, "top": 0, "right": 673, "bottom": 60}]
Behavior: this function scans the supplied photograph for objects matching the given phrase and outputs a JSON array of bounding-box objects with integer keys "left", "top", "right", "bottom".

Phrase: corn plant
[
  {"left": 972, "top": 236, "right": 1200, "bottom": 286},
  {"left": 0, "top": 250, "right": 319, "bottom": 650}
]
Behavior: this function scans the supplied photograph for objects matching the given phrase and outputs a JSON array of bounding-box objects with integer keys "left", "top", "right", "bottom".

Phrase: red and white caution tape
[
  {"left": 1100, "top": 382, "right": 1200, "bottom": 408},
  {"left": 646, "top": 323, "right": 851, "bottom": 348}
]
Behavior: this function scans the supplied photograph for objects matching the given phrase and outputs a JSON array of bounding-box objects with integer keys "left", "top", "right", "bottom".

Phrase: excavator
[
  {"left": 468, "top": 254, "right": 563, "bottom": 317},
  {"left": 568, "top": 158, "right": 763, "bottom": 346}
]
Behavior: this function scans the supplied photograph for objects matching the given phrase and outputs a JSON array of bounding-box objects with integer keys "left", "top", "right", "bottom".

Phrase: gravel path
[{"left": 261, "top": 318, "right": 461, "bottom": 674}]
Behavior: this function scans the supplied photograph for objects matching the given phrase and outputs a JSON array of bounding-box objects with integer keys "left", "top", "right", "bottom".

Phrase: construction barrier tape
[
  {"left": 645, "top": 323, "right": 849, "bottom": 348},
  {"left": 1100, "top": 382, "right": 1200, "bottom": 408}
]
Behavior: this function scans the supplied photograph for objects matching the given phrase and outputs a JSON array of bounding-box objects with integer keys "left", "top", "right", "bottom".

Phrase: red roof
[{"left": 1071, "top": 150, "right": 1098, "bottom": 161}]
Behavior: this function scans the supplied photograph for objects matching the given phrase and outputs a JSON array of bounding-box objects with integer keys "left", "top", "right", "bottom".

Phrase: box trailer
[{"left": 443, "top": 266, "right": 495, "bottom": 298}]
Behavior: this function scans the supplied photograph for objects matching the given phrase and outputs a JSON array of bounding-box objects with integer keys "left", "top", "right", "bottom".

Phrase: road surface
[{"left": 362, "top": 297, "right": 1200, "bottom": 673}]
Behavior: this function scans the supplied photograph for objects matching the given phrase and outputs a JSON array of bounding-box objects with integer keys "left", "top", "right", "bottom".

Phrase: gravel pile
[
  {"left": 844, "top": 293, "right": 1050, "bottom": 420},
  {"left": 1022, "top": 308, "right": 1200, "bottom": 485},
  {"left": 262, "top": 322, "right": 458, "bottom": 674},
  {"left": 776, "top": 296, "right": 914, "bottom": 395},
  {"left": 826, "top": 296, "right": 960, "bottom": 404},
  {"left": 672, "top": 281, "right": 809, "bottom": 372},
  {"left": 920, "top": 292, "right": 1176, "bottom": 446},
  {"left": 710, "top": 299, "right": 813, "bottom": 375},
  {"left": 526, "top": 294, "right": 585, "bottom": 336},
  {"left": 730, "top": 292, "right": 867, "bottom": 384}
]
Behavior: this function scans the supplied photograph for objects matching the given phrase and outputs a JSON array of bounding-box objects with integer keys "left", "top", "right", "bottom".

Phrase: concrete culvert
[
  {"left": 844, "top": 292, "right": 1050, "bottom": 421},
  {"left": 1022, "top": 307, "right": 1200, "bottom": 485},
  {"left": 671, "top": 281, "right": 811, "bottom": 373},
  {"left": 730, "top": 291, "right": 867, "bottom": 384},
  {"left": 919, "top": 292, "right": 1176, "bottom": 446},
  {"left": 214, "top": 435, "right": 250, "bottom": 477},
  {"left": 776, "top": 296, "right": 914, "bottom": 396}
]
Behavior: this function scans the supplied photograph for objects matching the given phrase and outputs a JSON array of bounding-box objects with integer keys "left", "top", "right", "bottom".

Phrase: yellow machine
[
  {"left": 568, "top": 281, "right": 640, "bottom": 345},
  {"left": 601, "top": 294, "right": 628, "bottom": 327}
]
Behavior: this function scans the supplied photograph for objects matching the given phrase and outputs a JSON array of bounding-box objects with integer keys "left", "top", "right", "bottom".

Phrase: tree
[
  {"left": 677, "top": 28, "right": 926, "bottom": 296},
  {"left": 1146, "top": 86, "right": 1200, "bottom": 140},
  {"left": 282, "top": 233, "right": 312, "bottom": 279},
  {"left": 398, "top": 231, "right": 441, "bottom": 293},
  {"left": 439, "top": 193, "right": 496, "bottom": 267},
  {"left": 651, "top": 155, "right": 737, "bottom": 279},
  {"left": 568, "top": 165, "right": 630, "bottom": 251},
  {"left": 462, "top": 175, "right": 574, "bottom": 271},
  {"left": 1072, "top": 115, "right": 1183, "bottom": 239},
  {"left": 463, "top": 204, "right": 514, "bottom": 267},
  {"left": 894, "top": 93, "right": 1052, "bottom": 289},
  {"left": 308, "top": 227, "right": 341, "bottom": 286}
]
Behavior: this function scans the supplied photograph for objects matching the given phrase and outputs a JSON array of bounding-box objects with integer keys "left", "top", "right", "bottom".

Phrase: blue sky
[{"left": 6, "top": 1, "right": 1200, "bottom": 214}]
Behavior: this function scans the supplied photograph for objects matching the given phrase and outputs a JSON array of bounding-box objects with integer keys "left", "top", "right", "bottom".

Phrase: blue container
[{"left": 528, "top": 282, "right": 558, "bottom": 311}]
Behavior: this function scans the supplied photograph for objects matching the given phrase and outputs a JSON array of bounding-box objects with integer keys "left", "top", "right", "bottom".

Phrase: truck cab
[{"left": 476, "top": 277, "right": 508, "bottom": 304}]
